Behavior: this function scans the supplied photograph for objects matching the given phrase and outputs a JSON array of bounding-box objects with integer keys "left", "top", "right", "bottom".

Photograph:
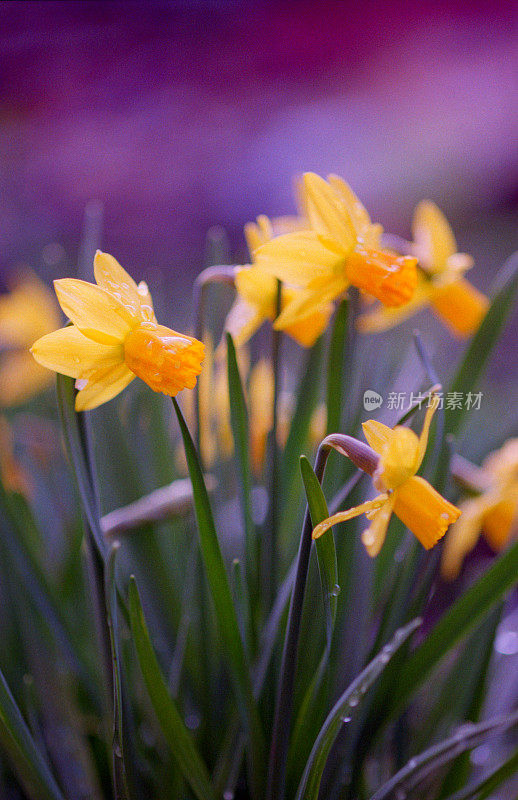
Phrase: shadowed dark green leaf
[
  {"left": 0, "top": 665, "right": 65, "bottom": 800},
  {"left": 104, "top": 544, "right": 129, "bottom": 800},
  {"left": 172, "top": 398, "right": 265, "bottom": 796},
  {"left": 129, "top": 578, "right": 216, "bottom": 800}
]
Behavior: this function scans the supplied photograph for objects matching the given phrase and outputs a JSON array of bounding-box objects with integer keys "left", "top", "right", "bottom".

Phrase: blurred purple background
[{"left": 1, "top": 0, "right": 517, "bottom": 310}]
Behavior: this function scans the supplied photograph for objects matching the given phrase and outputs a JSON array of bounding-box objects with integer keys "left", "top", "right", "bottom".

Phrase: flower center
[{"left": 124, "top": 323, "right": 204, "bottom": 396}]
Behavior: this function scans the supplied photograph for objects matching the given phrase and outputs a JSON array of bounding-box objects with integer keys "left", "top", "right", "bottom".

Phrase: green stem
[{"left": 263, "top": 279, "right": 282, "bottom": 607}]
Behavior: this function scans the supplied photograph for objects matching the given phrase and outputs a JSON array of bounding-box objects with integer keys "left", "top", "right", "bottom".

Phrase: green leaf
[
  {"left": 172, "top": 398, "right": 265, "bottom": 796},
  {"left": 104, "top": 544, "right": 129, "bottom": 800},
  {"left": 0, "top": 665, "right": 65, "bottom": 800},
  {"left": 370, "top": 712, "right": 518, "bottom": 800},
  {"left": 300, "top": 456, "right": 338, "bottom": 646},
  {"left": 389, "top": 537, "right": 518, "bottom": 719},
  {"left": 326, "top": 299, "right": 349, "bottom": 434},
  {"left": 281, "top": 337, "right": 325, "bottom": 503},
  {"left": 445, "top": 251, "right": 518, "bottom": 437},
  {"left": 128, "top": 578, "right": 216, "bottom": 800},
  {"left": 226, "top": 333, "right": 256, "bottom": 596},
  {"left": 295, "top": 618, "right": 421, "bottom": 800}
]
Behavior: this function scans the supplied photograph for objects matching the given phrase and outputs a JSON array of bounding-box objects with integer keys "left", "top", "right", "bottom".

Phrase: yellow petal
[
  {"left": 273, "top": 275, "right": 346, "bottom": 331},
  {"left": 244, "top": 215, "right": 273, "bottom": 254},
  {"left": 412, "top": 201, "right": 457, "bottom": 272},
  {"left": 375, "top": 427, "right": 420, "bottom": 489},
  {"left": 94, "top": 251, "right": 156, "bottom": 323},
  {"left": 356, "top": 279, "right": 431, "bottom": 333},
  {"left": 75, "top": 364, "right": 135, "bottom": 411},
  {"left": 362, "top": 420, "right": 394, "bottom": 454},
  {"left": 0, "top": 271, "right": 61, "bottom": 346},
  {"left": 430, "top": 277, "right": 489, "bottom": 337},
  {"left": 361, "top": 494, "right": 396, "bottom": 557},
  {"left": 223, "top": 298, "right": 264, "bottom": 348},
  {"left": 303, "top": 173, "right": 356, "bottom": 252},
  {"left": 255, "top": 230, "right": 345, "bottom": 287},
  {"left": 31, "top": 326, "right": 124, "bottom": 379},
  {"left": 394, "top": 475, "right": 461, "bottom": 549},
  {"left": 415, "top": 394, "right": 440, "bottom": 471},
  {"left": 326, "top": 174, "right": 374, "bottom": 240},
  {"left": 482, "top": 491, "right": 518, "bottom": 552},
  {"left": 0, "top": 351, "right": 53, "bottom": 407},
  {"left": 281, "top": 291, "right": 333, "bottom": 347},
  {"left": 234, "top": 266, "right": 277, "bottom": 313},
  {"left": 54, "top": 279, "right": 135, "bottom": 345},
  {"left": 440, "top": 497, "right": 487, "bottom": 580},
  {"left": 312, "top": 495, "right": 388, "bottom": 539}
]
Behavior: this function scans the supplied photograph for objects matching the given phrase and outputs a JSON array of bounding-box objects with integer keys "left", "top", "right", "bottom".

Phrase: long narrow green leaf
[
  {"left": 226, "top": 333, "right": 256, "bottom": 595},
  {"left": 0, "top": 666, "right": 65, "bottom": 800},
  {"left": 389, "top": 537, "right": 518, "bottom": 719},
  {"left": 370, "top": 712, "right": 518, "bottom": 800},
  {"left": 104, "top": 544, "right": 129, "bottom": 800},
  {"left": 128, "top": 578, "right": 216, "bottom": 800},
  {"left": 172, "top": 398, "right": 265, "bottom": 796},
  {"left": 300, "top": 455, "right": 338, "bottom": 646},
  {"left": 445, "top": 251, "right": 518, "bottom": 437},
  {"left": 296, "top": 618, "right": 421, "bottom": 800}
]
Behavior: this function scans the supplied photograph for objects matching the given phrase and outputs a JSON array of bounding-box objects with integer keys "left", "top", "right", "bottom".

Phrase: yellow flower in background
[
  {"left": 254, "top": 173, "right": 417, "bottom": 332},
  {"left": 358, "top": 201, "right": 489, "bottom": 337},
  {"left": 312, "top": 396, "right": 461, "bottom": 556},
  {"left": 0, "top": 270, "right": 61, "bottom": 406},
  {"left": 223, "top": 209, "right": 333, "bottom": 349},
  {"left": 31, "top": 251, "right": 204, "bottom": 411},
  {"left": 441, "top": 439, "right": 518, "bottom": 580}
]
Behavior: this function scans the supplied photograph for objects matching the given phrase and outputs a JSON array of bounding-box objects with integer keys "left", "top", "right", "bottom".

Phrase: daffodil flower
[
  {"left": 0, "top": 270, "right": 61, "bottom": 406},
  {"left": 358, "top": 201, "right": 489, "bottom": 337},
  {"left": 441, "top": 439, "right": 518, "bottom": 580},
  {"left": 31, "top": 251, "right": 204, "bottom": 411},
  {"left": 312, "top": 396, "right": 461, "bottom": 556},
  {"left": 253, "top": 173, "right": 417, "bottom": 332},
  {"left": 224, "top": 212, "right": 333, "bottom": 348}
]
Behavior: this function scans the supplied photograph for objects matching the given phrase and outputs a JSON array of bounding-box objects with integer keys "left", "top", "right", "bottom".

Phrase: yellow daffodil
[
  {"left": 441, "top": 439, "right": 518, "bottom": 580},
  {"left": 312, "top": 396, "right": 461, "bottom": 556},
  {"left": 31, "top": 252, "right": 204, "bottom": 411},
  {"left": 358, "top": 201, "right": 489, "bottom": 337},
  {"left": 0, "top": 270, "right": 61, "bottom": 406},
  {"left": 253, "top": 173, "right": 417, "bottom": 332},
  {"left": 224, "top": 212, "right": 333, "bottom": 348}
]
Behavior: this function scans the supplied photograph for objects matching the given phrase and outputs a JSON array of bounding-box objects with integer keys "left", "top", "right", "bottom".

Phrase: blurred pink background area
[{"left": 0, "top": 0, "right": 517, "bottom": 293}]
